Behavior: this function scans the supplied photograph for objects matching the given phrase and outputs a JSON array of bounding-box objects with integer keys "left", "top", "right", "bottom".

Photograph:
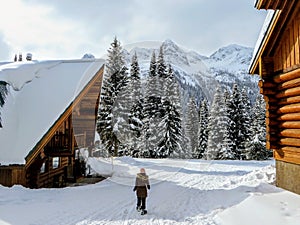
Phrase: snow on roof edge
[{"left": 249, "top": 10, "right": 276, "bottom": 74}]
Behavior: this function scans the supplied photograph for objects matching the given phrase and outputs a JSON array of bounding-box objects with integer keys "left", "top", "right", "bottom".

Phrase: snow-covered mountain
[{"left": 123, "top": 39, "right": 259, "bottom": 105}]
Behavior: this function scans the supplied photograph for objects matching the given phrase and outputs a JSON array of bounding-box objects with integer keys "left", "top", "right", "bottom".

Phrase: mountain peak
[{"left": 208, "top": 44, "right": 253, "bottom": 70}]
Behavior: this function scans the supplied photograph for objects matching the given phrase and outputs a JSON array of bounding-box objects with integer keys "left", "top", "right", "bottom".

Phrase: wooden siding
[
  {"left": 0, "top": 165, "right": 26, "bottom": 187},
  {"left": 274, "top": 12, "right": 300, "bottom": 72}
]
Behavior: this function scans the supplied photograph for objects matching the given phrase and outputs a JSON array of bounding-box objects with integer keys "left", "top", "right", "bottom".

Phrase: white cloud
[
  {"left": 0, "top": 0, "right": 90, "bottom": 60},
  {"left": 0, "top": 0, "right": 267, "bottom": 61}
]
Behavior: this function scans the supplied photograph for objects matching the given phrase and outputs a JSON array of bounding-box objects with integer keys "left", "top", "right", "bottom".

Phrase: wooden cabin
[
  {"left": 0, "top": 59, "right": 104, "bottom": 188},
  {"left": 249, "top": 0, "right": 300, "bottom": 194}
]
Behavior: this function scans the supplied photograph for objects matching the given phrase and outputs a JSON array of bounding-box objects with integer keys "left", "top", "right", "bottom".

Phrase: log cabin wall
[{"left": 256, "top": 0, "right": 300, "bottom": 194}]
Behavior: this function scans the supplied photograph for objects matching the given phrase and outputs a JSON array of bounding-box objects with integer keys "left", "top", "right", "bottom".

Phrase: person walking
[{"left": 133, "top": 168, "right": 150, "bottom": 215}]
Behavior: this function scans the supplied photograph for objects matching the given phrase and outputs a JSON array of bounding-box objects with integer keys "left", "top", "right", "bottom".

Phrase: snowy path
[{"left": 0, "top": 158, "right": 300, "bottom": 225}]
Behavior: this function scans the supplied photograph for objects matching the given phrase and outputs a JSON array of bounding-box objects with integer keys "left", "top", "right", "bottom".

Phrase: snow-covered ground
[{"left": 1, "top": 157, "right": 300, "bottom": 225}]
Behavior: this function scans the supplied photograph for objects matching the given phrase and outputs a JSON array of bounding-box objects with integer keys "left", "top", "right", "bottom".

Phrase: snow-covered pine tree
[
  {"left": 196, "top": 99, "right": 209, "bottom": 159},
  {"left": 142, "top": 51, "right": 160, "bottom": 157},
  {"left": 157, "top": 64, "right": 183, "bottom": 158},
  {"left": 244, "top": 94, "right": 269, "bottom": 160},
  {"left": 96, "top": 37, "right": 128, "bottom": 156},
  {"left": 128, "top": 52, "right": 143, "bottom": 156},
  {"left": 0, "top": 81, "right": 8, "bottom": 128},
  {"left": 156, "top": 45, "right": 167, "bottom": 100},
  {"left": 186, "top": 97, "right": 199, "bottom": 158},
  {"left": 219, "top": 90, "right": 235, "bottom": 160},
  {"left": 227, "top": 84, "right": 244, "bottom": 159},
  {"left": 204, "top": 87, "right": 226, "bottom": 160},
  {"left": 239, "top": 88, "right": 252, "bottom": 159}
]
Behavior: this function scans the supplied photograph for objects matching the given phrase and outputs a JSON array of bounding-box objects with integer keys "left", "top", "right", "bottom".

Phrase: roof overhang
[
  {"left": 249, "top": 0, "right": 297, "bottom": 75},
  {"left": 255, "top": 0, "right": 286, "bottom": 10},
  {"left": 249, "top": 10, "right": 280, "bottom": 75}
]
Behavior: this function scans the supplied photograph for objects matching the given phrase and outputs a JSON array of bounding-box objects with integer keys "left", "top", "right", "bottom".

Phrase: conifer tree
[
  {"left": 240, "top": 88, "right": 252, "bottom": 159},
  {"left": 204, "top": 87, "right": 226, "bottom": 160},
  {"left": 227, "top": 84, "right": 243, "bottom": 159},
  {"left": 186, "top": 98, "right": 199, "bottom": 157},
  {"left": 0, "top": 81, "right": 8, "bottom": 128},
  {"left": 156, "top": 45, "right": 167, "bottom": 98},
  {"left": 96, "top": 37, "right": 128, "bottom": 156},
  {"left": 128, "top": 52, "right": 143, "bottom": 156},
  {"left": 142, "top": 51, "right": 160, "bottom": 157},
  {"left": 157, "top": 64, "right": 183, "bottom": 158},
  {"left": 196, "top": 99, "right": 209, "bottom": 159},
  {"left": 219, "top": 90, "right": 235, "bottom": 159},
  {"left": 245, "top": 95, "right": 269, "bottom": 160}
]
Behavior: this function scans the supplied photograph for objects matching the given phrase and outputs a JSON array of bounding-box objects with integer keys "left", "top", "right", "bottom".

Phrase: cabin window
[
  {"left": 40, "top": 162, "right": 46, "bottom": 173},
  {"left": 52, "top": 157, "right": 60, "bottom": 169}
]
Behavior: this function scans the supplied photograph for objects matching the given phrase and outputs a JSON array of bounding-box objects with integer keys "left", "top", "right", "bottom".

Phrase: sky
[{"left": 0, "top": 0, "right": 268, "bottom": 62}]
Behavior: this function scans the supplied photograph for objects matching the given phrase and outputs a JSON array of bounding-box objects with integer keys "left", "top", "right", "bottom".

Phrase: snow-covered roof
[
  {"left": 249, "top": 10, "right": 276, "bottom": 74},
  {"left": 0, "top": 59, "right": 105, "bottom": 165}
]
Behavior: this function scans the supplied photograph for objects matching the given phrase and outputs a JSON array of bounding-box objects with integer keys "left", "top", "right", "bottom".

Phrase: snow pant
[{"left": 137, "top": 197, "right": 146, "bottom": 210}]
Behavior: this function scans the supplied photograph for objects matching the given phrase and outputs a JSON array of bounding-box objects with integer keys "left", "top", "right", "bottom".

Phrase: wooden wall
[
  {"left": 274, "top": 12, "right": 300, "bottom": 72},
  {"left": 0, "top": 165, "right": 26, "bottom": 187},
  {"left": 72, "top": 69, "right": 103, "bottom": 147},
  {"left": 37, "top": 156, "right": 70, "bottom": 188},
  {"left": 260, "top": 3, "right": 300, "bottom": 164}
]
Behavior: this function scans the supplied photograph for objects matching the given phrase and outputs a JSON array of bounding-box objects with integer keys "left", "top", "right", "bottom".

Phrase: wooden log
[
  {"left": 278, "top": 77, "right": 300, "bottom": 90},
  {"left": 278, "top": 96, "right": 300, "bottom": 105},
  {"left": 266, "top": 118, "right": 278, "bottom": 126},
  {"left": 274, "top": 147, "right": 300, "bottom": 164},
  {"left": 278, "top": 112, "right": 300, "bottom": 121},
  {"left": 261, "top": 88, "right": 277, "bottom": 95},
  {"left": 264, "top": 95, "right": 278, "bottom": 103},
  {"left": 279, "top": 121, "right": 300, "bottom": 129},
  {"left": 265, "top": 110, "right": 278, "bottom": 118},
  {"left": 274, "top": 67, "right": 300, "bottom": 83},
  {"left": 278, "top": 129, "right": 300, "bottom": 138},
  {"left": 266, "top": 134, "right": 277, "bottom": 142},
  {"left": 276, "top": 86, "right": 300, "bottom": 98},
  {"left": 281, "top": 146, "right": 300, "bottom": 153},
  {"left": 266, "top": 102, "right": 278, "bottom": 111},
  {"left": 259, "top": 80, "right": 277, "bottom": 88},
  {"left": 279, "top": 137, "right": 300, "bottom": 147},
  {"left": 277, "top": 103, "right": 300, "bottom": 114},
  {"left": 295, "top": 18, "right": 300, "bottom": 65}
]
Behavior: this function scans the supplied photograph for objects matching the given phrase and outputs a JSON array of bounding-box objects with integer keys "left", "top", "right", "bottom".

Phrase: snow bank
[
  {"left": 215, "top": 188, "right": 300, "bottom": 225},
  {"left": 1, "top": 158, "right": 299, "bottom": 225}
]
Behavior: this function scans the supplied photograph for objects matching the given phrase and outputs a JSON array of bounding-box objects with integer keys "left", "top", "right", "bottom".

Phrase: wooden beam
[
  {"left": 274, "top": 67, "right": 300, "bottom": 83},
  {"left": 278, "top": 112, "right": 300, "bottom": 121},
  {"left": 279, "top": 129, "right": 300, "bottom": 138},
  {"left": 279, "top": 121, "right": 300, "bottom": 129},
  {"left": 279, "top": 137, "right": 300, "bottom": 147},
  {"left": 278, "top": 96, "right": 300, "bottom": 105},
  {"left": 276, "top": 86, "right": 300, "bottom": 98},
  {"left": 277, "top": 103, "right": 300, "bottom": 114},
  {"left": 278, "top": 77, "right": 300, "bottom": 90},
  {"left": 274, "top": 146, "right": 300, "bottom": 164}
]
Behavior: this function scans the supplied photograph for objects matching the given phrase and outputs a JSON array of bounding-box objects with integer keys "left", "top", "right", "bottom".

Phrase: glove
[
  {"left": 133, "top": 186, "right": 137, "bottom": 192},
  {"left": 147, "top": 185, "right": 150, "bottom": 190}
]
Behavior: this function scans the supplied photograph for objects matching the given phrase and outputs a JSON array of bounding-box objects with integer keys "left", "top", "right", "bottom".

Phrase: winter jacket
[{"left": 133, "top": 173, "right": 150, "bottom": 198}]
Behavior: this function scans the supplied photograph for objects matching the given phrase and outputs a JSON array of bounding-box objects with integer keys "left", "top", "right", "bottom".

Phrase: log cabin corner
[
  {"left": 0, "top": 59, "right": 104, "bottom": 188},
  {"left": 249, "top": 0, "right": 300, "bottom": 194}
]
